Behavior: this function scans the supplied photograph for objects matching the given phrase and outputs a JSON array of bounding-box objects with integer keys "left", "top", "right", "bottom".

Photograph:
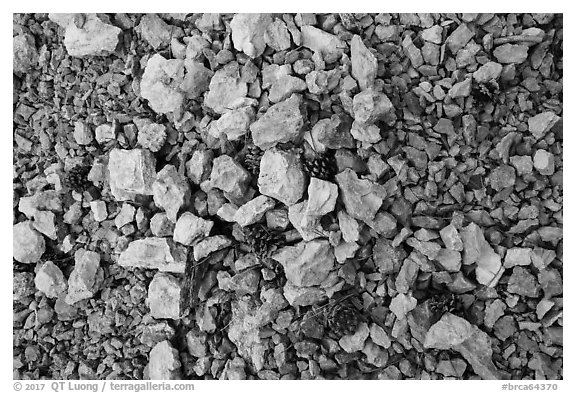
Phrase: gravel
[{"left": 13, "top": 12, "right": 562, "bottom": 381}]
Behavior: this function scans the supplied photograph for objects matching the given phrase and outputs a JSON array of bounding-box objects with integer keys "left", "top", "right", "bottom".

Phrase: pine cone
[
  {"left": 242, "top": 145, "right": 264, "bottom": 177},
  {"left": 471, "top": 80, "right": 500, "bottom": 104},
  {"left": 64, "top": 165, "right": 92, "bottom": 193},
  {"left": 303, "top": 152, "right": 337, "bottom": 182},
  {"left": 427, "top": 292, "right": 458, "bottom": 316},
  {"left": 243, "top": 224, "right": 284, "bottom": 262},
  {"left": 327, "top": 301, "right": 361, "bottom": 337}
]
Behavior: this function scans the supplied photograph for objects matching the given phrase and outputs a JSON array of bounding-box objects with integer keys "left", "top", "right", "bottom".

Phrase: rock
[
  {"left": 373, "top": 238, "right": 406, "bottom": 275},
  {"left": 140, "top": 54, "right": 186, "bottom": 114},
  {"left": 32, "top": 210, "right": 57, "bottom": 240},
  {"left": 134, "top": 119, "right": 166, "bottom": 152},
  {"left": 338, "top": 211, "right": 360, "bottom": 243},
  {"left": 147, "top": 273, "right": 183, "bottom": 319},
  {"left": 437, "top": 358, "right": 467, "bottom": 378},
  {"left": 282, "top": 281, "right": 327, "bottom": 306},
  {"left": 118, "top": 237, "right": 187, "bottom": 273},
  {"left": 402, "top": 35, "right": 424, "bottom": 68},
  {"left": 510, "top": 155, "right": 534, "bottom": 176},
  {"left": 90, "top": 200, "right": 107, "bottom": 222},
  {"left": 250, "top": 94, "right": 305, "bottom": 149},
  {"left": 148, "top": 340, "right": 182, "bottom": 380},
  {"left": 229, "top": 269, "right": 261, "bottom": 296},
  {"left": 493, "top": 44, "right": 529, "bottom": 64},
  {"left": 264, "top": 19, "right": 291, "bottom": 51},
  {"left": 508, "top": 266, "right": 540, "bottom": 297},
  {"left": 273, "top": 240, "right": 335, "bottom": 287},
  {"left": 473, "top": 61, "right": 503, "bottom": 83},
  {"left": 300, "top": 25, "right": 346, "bottom": 62},
  {"left": 538, "top": 268, "right": 562, "bottom": 298},
  {"left": 209, "top": 155, "right": 251, "bottom": 202},
  {"left": 460, "top": 223, "right": 504, "bottom": 287},
  {"left": 339, "top": 322, "right": 369, "bottom": 353},
  {"left": 306, "top": 178, "right": 338, "bottom": 217},
  {"left": 435, "top": 248, "right": 462, "bottom": 272},
  {"left": 186, "top": 328, "right": 207, "bottom": 357},
  {"left": 366, "top": 211, "right": 397, "bottom": 237},
  {"left": 13, "top": 33, "right": 39, "bottom": 74},
  {"left": 173, "top": 212, "right": 213, "bottom": 246},
  {"left": 49, "top": 13, "right": 121, "bottom": 57},
  {"left": 362, "top": 339, "right": 389, "bottom": 367},
  {"left": 262, "top": 64, "right": 291, "bottom": 89},
  {"left": 108, "top": 148, "right": 156, "bottom": 201},
  {"left": 287, "top": 201, "right": 327, "bottom": 241},
  {"left": 230, "top": 13, "right": 272, "bottom": 58},
  {"left": 334, "top": 241, "right": 359, "bottom": 263},
  {"left": 424, "top": 313, "right": 503, "bottom": 379},
  {"left": 95, "top": 123, "right": 117, "bottom": 143},
  {"left": 150, "top": 213, "right": 175, "bottom": 237},
  {"left": 352, "top": 89, "right": 396, "bottom": 126},
  {"left": 335, "top": 169, "right": 383, "bottom": 224},
  {"left": 18, "top": 190, "right": 62, "bottom": 219},
  {"left": 34, "top": 261, "right": 67, "bottom": 298},
  {"left": 305, "top": 69, "right": 341, "bottom": 95},
  {"left": 208, "top": 106, "right": 255, "bottom": 141},
  {"left": 138, "top": 14, "right": 181, "bottom": 50},
  {"left": 186, "top": 150, "right": 214, "bottom": 185},
  {"left": 528, "top": 112, "right": 561, "bottom": 139},
  {"left": 493, "top": 315, "right": 516, "bottom": 341},
  {"left": 65, "top": 249, "right": 103, "bottom": 305},
  {"left": 350, "top": 121, "right": 381, "bottom": 143},
  {"left": 193, "top": 235, "right": 233, "bottom": 261},
  {"left": 504, "top": 248, "right": 532, "bottom": 268},
  {"left": 533, "top": 149, "right": 555, "bottom": 175},
  {"left": 254, "top": 288, "right": 288, "bottom": 327},
  {"left": 489, "top": 165, "right": 516, "bottom": 191},
  {"left": 181, "top": 61, "right": 213, "bottom": 98},
  {"left": 389, "top": 293, "right": 418, "bottom": 320},
  {"left": 269, "top": 75, "right": 307, "bottom": 103},
  {"left": 445, "top": 23, "right": 474, "bottom": 53},
  {"left": 223, "top": 357, "right": 247, "bottom": 380},
  {"left": 234, "top": 195, "right": 276, "bottom": 227},
  {"left": 258, "top": 148, "right": 306, "bottom": 206},
  {"left": 152, "top": 165, "right": 191, "bottom": 223},
  {"left": 13, "top": 221, "right": 45, "bottom": 264},
  {"left": 73, "top": 121, "right": 93, "bottom": 145},
  {"left": 484, "top": 299, "right": 506, "bottom": 329},
  {"left": 351, "top": 35, "right": 377, "bottom": 90},
  {"left": 204, "top": 62, "right": 248, "bottom": 114},
  {"left": 140, "top": 322, "right": 176, "bottom": 347},
  {"left": 228, "top": 298, "right": 268, "bottom": 371},
  {"left": 369, "top": 323, "right": 391, "bottom": 348},
  {"left": 314, "top": 114, "right": 355, "bottom": 149},
  {"left": 421, "top": 25, "right": 443, "bottom": 44},
  {"left": 448, "top": 78, "right": 472, "bottom": 98}
]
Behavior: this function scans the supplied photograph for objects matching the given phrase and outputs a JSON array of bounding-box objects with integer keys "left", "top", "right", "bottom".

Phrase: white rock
[
  {"left": 32, "top": 210, "right": 58, "bottom": 240},
  {"left": 140, "top": 54, "right": 186, "bottom": 114},
  {"left": 369, "top": 323, "right": 391, "bottom": 348},
  {"left": 460, "top": 222, "right": 504, "bottom": 287},
  {"left": 301, "top": 25, "right": 346, "bottom": 62},
  {"left": 208, "top": 106, "right": 255, "bottom": 141},
  {"left": 13, "top": 33, "right": 39, "bottom": 74},
  {"left": 338, "top": 211, "right": 360, "bottom": 243},
  {"left": 264, "top": 19, "right": 291, "bottom": 51},
  {"left": 533, "top": 149, "right": 555, "bottom": 175},
  {"left": 108, "top": 148, "right": 156, "bottom": 201},
  {"left": 306, "top": 178, "right": 338, "bottom": 217},
  {"left": 204, "top": 62, "right": 248, "bottom": 114},
  {"left": 227, "top": 298, "right": 268, "bottom": 371},
  {"left": 335, "top": 169, "right": 383, "bottom": 224},
  {"left": 147, "top": 273, "right": 183, "bottom": 319},
  {"left": 138, "top": 14, "right": 182, "bottom": 50},
  {"left": 35, "top": 261, "right": 67, "bottom": 298},
  {"left": 217, "top": 203, "right": 238, "bottom": 222},
  {"left": 193, "top": 236, "right": 233, "bottom": 261},
  {"left": 186, "top": 150, "right": 214, "bottom": 185},
  {"left": 234, "top": 196, "right": 276, "bottom": 227},
  {"left": 528, "top": 112, "right": 560, "bottom": 139},
  {"left": 148, "top": 340, "right": 182, "bottom": 380},
  {"left": 350, "top": 120, "right": 382, "bottom": 143},
  {"left": 118, "top": 237, "right": 187, "bottom": 273},
  {"left": 152, "top": 165, "right": 191, "bottom": 222},
  {"left": 352, "top": 89, "right": 396, "bottom": 126},
  {"left": 351, "top": 35, "right": 377, "bottom": 90},
  {"left": 339, "top": 322, "right": 369, "bottom": 352},
  {"left": 258, "top": 148, "right": 306, "bottom": 206},
  {"left": 473, "top": 61, "right": 503, "bottom": 83},
  {"left": 114, "top": 203, "right": 136, "bottom": 228},
  {"left": 150, "top": 213, "right": 175, "bottom": 237},
  {"left": 389, "top": 293, "right": 418, "bottom": 320},
  {"left": 362, "top": 339, "right": 389, "bottom": 367},
  {"left": 65, "top": 249, "right": 103, "bottom": 305},
  {"left": 134, "top": 119, "right": 167, "bottom": 152},
  {"left": 282, "top": 281, "right": 327, "bottom": 306},
  {"left": 90, "top": 200, "right": 107, "bottom": 222},
  {"left": 209, "top": 155, "right": 251, "bottom": 202},
  {"left": 173, "top": 212, "right": 213, "bottom": 246},
  {"left": 504, "top": 248, "right": 533, "bottom": 268},
  {"left": 272, "top": 240, "right": 334, "bottom": 287},
  {"left": 230, "top": 14, "right": 272, "bottom": 58},
  {"left": 95, "top": 123, "right": 117, "bottom": 143},
  {"left": 288, "top": 201, "right": 327, "bottom": 241},
  {"left": 73, "top": 121, "right": 93, "bottom": 145},
  {"left": 13, "top": 221, "right": 45, "bottom": 264}
]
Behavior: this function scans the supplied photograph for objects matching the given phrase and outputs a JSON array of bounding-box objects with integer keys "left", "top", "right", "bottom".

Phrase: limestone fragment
[
  {"left": 460, "top": 223, "right": 504, "bottom": 287},
  {"left": 138, "top": 14, "right": 182, "bottom": 50},
  {"left": 258, "top": 148, "right": 306, "bottom": 206},
  {"left": 13, "top": 33, "right": 39, "bottom": 74},
  {"left": 272, "top": 240, "right": 335, "bottom": 287},
  {"left": 209, "top": 155, "right": 251, "bottom": 202},
  {"left": 306, "top": 178, "right": 338, "bottom": 217},
  {"left": 528, "top": 112, "right": 560, "bottom": 139},
  {"left": 134, "top": 119, "right": 167, "bottom": 152},
  {"left": 193, "top": 236, "right": 233, "bottom": 261},
  {"left": 533, "top": 149, "right": 555, "bottom": 175},
  {"left": 230, "top": 14, "right": 272, "bottom": 58},
  {"left": 173, "top": 212, "right": 213, "bottom": 246},
  {"left": 204, "top": 62, "right": 248, "bottom": 114},
  {"left": 301, "top": 25, "right": 346, "bottom": 62},
  {"left": 148, "top": 340, "right": 182, "bottom": 380},
  {"left": 208, "top": 106, "right": 255, "bottom": 141},
  {"left": 65, "top": 249, "right": 103, "bottom": 305},
  {"left": 335, "top": 169, "right": 383, "bottom": 224},
  {"left": 264, "top": 19, "right": 291, "bottom": 51},
  {"left": 250, "top": 94, "right": 305, "bottom": 149},
  {"left": 108, "top": 148, "right": 156, "bottom": 201},
  {"left": 186, "top": 150, "right": 214, "bottom": 185},
  {"left": 234, "top": 196, "right": 276, "bottom": 227},
  {"left": 473, "top": 61, "right": 503, "bottom": 83},
  {"left": 118, "top": 237, "right": 187, "bottom": 273},
  {"left": 139, "top": 54, "right": 186, "bottom": 114},
  {"left": 351, "top": 35, "right": 377, "bottom": 90},
  {"left": 152, "top": 165, "right": 191, "bottom": 222},
  {"left": 13, "top": 221, "right": 45, "bottom": 264},
  {"left": 35, "top": 261, "right": 67, "bottom": 298},
  {"left": 147, "top": 273, "right": 184, "bottom": 319},
  {"left": 228, "top": 298, "right": 268, "bottom": 371},
  {"left": 353, "top": 89, "right": 396, "bottom": 126},
  {"left": 493, "top": 44, "right": 529, "bottom": 64},
  {"left": 339, "top": 322, "right": 369, "bottom": 353},
  {"left": 389, "top": 293, "right": 418, "bottom": 320}
]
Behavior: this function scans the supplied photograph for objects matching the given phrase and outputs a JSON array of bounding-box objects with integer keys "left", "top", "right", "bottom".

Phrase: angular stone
[
  {"left": 504, "top": 248, "right": 532, "bottom": 268},
  {"left": 65, "top": 249, "right": 103, "bottom": 305},
  {"left": 287, "top": 201, "right": 326, "bottom": 241},
  {"left": 314, "top": 114, "right": 355, "bottom": 149},
  {"left": 173, "top": 212, "right": 213, "bottom": 246},
  {"left": 229, "top": 269, "right": 261, "bottom": 296},
  {"left": 148, "top": 340, "right": 182, "bottom": 380},
  {"left": 373, "top": 237, "right": 406, "bottom": 275},
  {"left": 13, "top": 221, "right": 45, "bottom": 264},
  {"left": 209, "top": 155, "right": 251, "bottom": 202},
  {"left": 406, "top": 238, "right": 441, "bottom": 260},
  {"left": 424, "top": 313, "right": 503, "bottom": 379},
  {"left": 32, "top": 210, "right": 58, "bottom": 240},
  {"left": 208, "top": 106, "right": 255, "bottom": 141},
  {"left": 339, "top": 322, "right": 369, "bottom": 353},
  {"left": 352, "top": 89, "right": 396, "bottom": 126},
  {"left": 118, "top": 237, "right": 187, "bottom": 273},
  {"left": 186, "top": 328, "right": 207, "bottom": 357},
  {"left": 533, "top": 149, "right": 555, "bottom": 176},
  {"left": 435, "top": 248, "right": 462, "bottom": 272},
  {"left": 306, "top": 178, "right": 338, "bottom": 217},
  {"left": 489, "top": 165, "right": 516, "bottom": 191},
  {"left": 273, "top": 240, "right": 335, "bottom": 287},
  {"left": 147, "top": 273, "right": 183, "bottom": 319},
  {"left": 445, "top": 24, "right": 474, "bottom": 53},
  {"left": 460, "top": 223, "right": 504, "bottom": 287},
  {"left": 335, "top": 169, "right": 383, "bottom": 224},
  {"left": 73, "top": 121, "right": 93, "bottom": 145},
  {"left": 282, "top": 281, "right": 327, "bottom": 306},
  {"left": 228, "top": 298, "right": 268, "bottom": 371},
  {"left": 473, "top": 61, "right": 503, "bottom": 83},
  {"left": 95, "top": 123, "right": 117, "bottom": 143},
  {"left": 204, "top": 62, "right": 248, "bottom": 114},
  {"left": 350, "top": 121, "right": 381, "bottom": 143},
  {"left": 366, "top": 211, "right": 397, "bottom": 237},
  {"left": 49, "top": 13, "right": 121, "bottom": 57},
  {"left": 234, "top": 195, "right": 276, "bottom": 227},
  {"left": 181, "top": 61, "right": 213, "bottom": 98},
  {"left": 369, "top": 323, "right": 391, "bottom": 348},
  {"left": 254, "top": 288, "right": 288, "bottom": 327},
  {"left": 250, "top": 94, "right": 305, "bottom": 149},
  {"left": 351, "top": 35, "right": 377, "bottom": 90},
  {"left": 90, "top": 200, "right": 107, "bottom": 222},
  {"left": 269, "top": 75, "right": 307, "bottom": 104},
  {"left": 396, "top": 258, "right": 419, "bottom": 294},
  {"left": 448, "top": 78, "right": 472, "bottom": 98},
  {"left": 108, "top": 148, "right": 156, "bottom": 201},
  {"left": 230, "top": 13, "right": 272, "bottom": 58},
  {"left": 301, "top": 25, "right": 346, "bottom": 62},
  {"left": 139, "top": 54, "right": 187, "bottom": 114},
  {"left": 13, "top": 33, "right": 39, "bottom": 74},
  {"left": 150, "top": 213, "right": 175, "bottom": 237},
  {"left": 152, "top": 165, "right": 191, "bottom": 223},
  {"left": 510, "top": 155, "right": 534, "bottom": 176},
  {"left": 421, "top": 25, "right": 443, "bottom": 44},
  {"left": 484, "top": 299, "right": 506, "bottom": 329},
  {"left": 258, "top": 148, "right": 306, "bottom": 206},
  {"left": 338, "top": 211, "right": 360, "bottom": 243},
  {"left": 264, "top": 19, "right": 291, "bottom": 51},
  {"left": 402, "top": 35, "right": 423, "bottom": 68},
  {"left": 508, "top": 266, "right": 541, "bottom": 297},
  {"left": 186, "top": 150, "right": 213, "bottom": 185},
  {"left": 493, "top": 44, "right": 529, "bottom": 64},
  {"left": 34, "top": 261, "right": 67, "bottom": 298},
  {"left": 528, "top": 112, "right": 560, "bottom": 139},
  {"left": 138, "top": 14, "right": 181, "bottom": 50},
  {"left": 18, "top": 190, "right": 62, "bottom": 219},
  {"left": 305, "top": 69, "right": 341, "bottom": 94},
  {"left": 389, "top": 293, "right": 417, "bottom": 320},
  {"left": 193, "top": 235, "right": 233, "bottom": 261},
  {"left": 134, "top": 119, "right": 166, "bottom": 153}
]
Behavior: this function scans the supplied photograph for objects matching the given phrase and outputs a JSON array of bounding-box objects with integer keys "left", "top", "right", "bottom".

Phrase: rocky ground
[{"left": 13, "top": 13, "right": 562, "bottom": 380}]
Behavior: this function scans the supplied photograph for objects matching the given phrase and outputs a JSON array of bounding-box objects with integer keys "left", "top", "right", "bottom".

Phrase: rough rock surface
[
  {"left": 34, "top": 261, "right": 67, "bottom": 298},
  {"left": 147, "top": 273, "right": 183, "bottom": 319},
  {"left": 460, "top": 222, "right": 504, "bottom": 287},
  {"left": 148, "top": 340, "right": 182, "bottom": 380},
  {"left": 152, "top": 165, "right": 191, "bottom": 223},
  {"left": 108, "top": 148, "right": 156, "bottom": 201},
  {"left": 173, "top": 212, "right": 213, "bottom": 246},
  {"left": 230, "top": 14, "right": 272, "bottom": 58},
  {"left": 250, "top": 94, "right": 305, "bottom": 149},
  {"left": 234, "top": 195, "right": 276, "bottom": 227},
  {"left": 118, "top": 237, "right": 187, "bottom": 273},
  {"left": 204, "top": 62, "right": 248, "bottom": 114},
  {"left": 335, "top": 169, "right": 383, "bottom": 224},
  {"left": 65, "top": 249, "right": 103, "bottom": 305},
  {"left": 258, "top": 148, "right": 306, "bottom": 206},
  {"left": 272, "top": 240, "right": 335, "bottom": 287},
  {"left": 209, "top": 155, "right": 251, "bottom": 202},
  {"left": 13, "top": 221, "right": 45, "bottom": 264},
  {"left": 351, "top": 35, "right": 377, "bottom": 90}
]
